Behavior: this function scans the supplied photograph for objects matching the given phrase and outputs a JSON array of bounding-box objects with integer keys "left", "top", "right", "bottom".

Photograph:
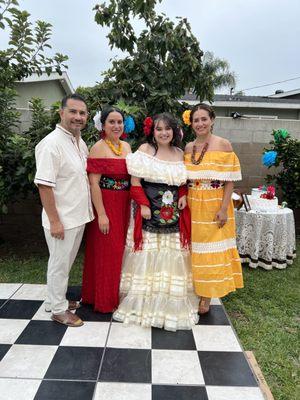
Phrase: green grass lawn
[{"left": 0, "top": 243, "right": 299, "bottom": 400}]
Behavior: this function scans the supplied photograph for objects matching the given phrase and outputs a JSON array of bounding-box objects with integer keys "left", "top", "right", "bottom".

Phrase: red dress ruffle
[{"left": 81, "top": 158, "right": 130, "bottom": 313}]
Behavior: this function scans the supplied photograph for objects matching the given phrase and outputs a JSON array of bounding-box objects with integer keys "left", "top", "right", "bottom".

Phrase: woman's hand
[
  {"left": 98, "top": 214, "right": 109, "bottom": 234},
  {"left": 141, "top": 205, "right": 151, "bottom": 220},
  {"left": 178, "top": 195, "right": 187, "bottom": 210},
  {"left": 214, "top": 208, "right": 228, "bottom": 228}
]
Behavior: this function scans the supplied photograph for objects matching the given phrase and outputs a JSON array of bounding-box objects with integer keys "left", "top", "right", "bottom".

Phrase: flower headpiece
[
  {"left": 124, "top": 115, "right": 135, "bottom": 134},
  {"left": 182, "top": 110, "right": 191, "bottom": 126},
  {"left": 143, "top": 116, "right": 153, "bottom": 136},
  {"left": 93, "top": 111, "right": 102, "bottom": 131}
]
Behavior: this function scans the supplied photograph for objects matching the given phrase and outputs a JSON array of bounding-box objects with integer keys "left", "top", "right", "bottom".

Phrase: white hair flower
[{"left": 93, "top": 111, "right": 102, "bottom": 131}]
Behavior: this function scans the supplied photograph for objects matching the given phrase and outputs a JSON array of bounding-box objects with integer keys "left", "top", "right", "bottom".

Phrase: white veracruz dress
[{"left": 113, "top": 151, "right": 199, "bottom": 331}]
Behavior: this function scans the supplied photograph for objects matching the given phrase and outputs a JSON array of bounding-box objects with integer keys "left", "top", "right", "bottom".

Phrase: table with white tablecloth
[{"left": 235, "top": 208, "right": 296, "bottom": 270}]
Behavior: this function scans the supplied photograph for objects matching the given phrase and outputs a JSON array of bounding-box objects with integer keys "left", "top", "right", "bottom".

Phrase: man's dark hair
[{"left": 61, "top": 93, "right": 87, "bottom": 109}]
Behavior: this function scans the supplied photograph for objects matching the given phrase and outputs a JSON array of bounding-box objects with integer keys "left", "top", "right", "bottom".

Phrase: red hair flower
[{"left": 143, "top": 116, "right": 153, "bottom": 136}]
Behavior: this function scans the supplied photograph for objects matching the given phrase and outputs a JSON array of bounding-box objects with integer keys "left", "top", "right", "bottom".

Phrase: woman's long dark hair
[{"left": 145, "top": 112, "right": 182, "bottom": 155}]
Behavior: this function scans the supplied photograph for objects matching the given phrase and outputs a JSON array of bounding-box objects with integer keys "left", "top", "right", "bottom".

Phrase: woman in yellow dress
[{"left": 184, "top": 103, "right": 243, "bottom": 314}]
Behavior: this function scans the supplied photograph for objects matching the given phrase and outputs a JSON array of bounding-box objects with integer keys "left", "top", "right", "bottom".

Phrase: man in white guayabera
[{"left": 34, "top": 93, "right": 93, "bottom": 327}]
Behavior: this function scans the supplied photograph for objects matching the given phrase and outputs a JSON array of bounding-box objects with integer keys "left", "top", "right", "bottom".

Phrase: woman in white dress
[{"left": 114, "top": 113, "right": 199, "bottom": 331}]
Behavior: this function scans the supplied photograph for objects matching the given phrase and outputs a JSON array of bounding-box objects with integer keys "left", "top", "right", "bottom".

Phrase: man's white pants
[{"left": 44, "top": 225, "right": 85, "bottom": 314}]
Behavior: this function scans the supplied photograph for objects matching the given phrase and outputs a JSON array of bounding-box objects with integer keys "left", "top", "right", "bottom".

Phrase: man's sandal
[
  {"left": 198, "top": 297, "right": 211, "bottom": 315},
  {"left": 51, "top": 310, "right": 84, "bottom": 327},
  {"left": 45, "top": 300, "right": 81, "bottom": 313}
]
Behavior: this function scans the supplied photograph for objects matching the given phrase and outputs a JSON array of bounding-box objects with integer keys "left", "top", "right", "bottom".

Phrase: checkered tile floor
[{"left": 0, "top": 283, "right": 265, "bottom": 400}]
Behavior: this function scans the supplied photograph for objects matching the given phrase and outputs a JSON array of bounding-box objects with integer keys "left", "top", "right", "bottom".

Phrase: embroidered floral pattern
[
  {"left": 188, "top": 180, "right": 225, "bottom": 190},
  {"left": 153, "top": 189, "right": 179, "bottom": 225},
  {"left": 100, "top": 176, "right": 130, "bottom": 191},
  {"left": 162, "top": 190, "right": 174, "bottom": 205}
]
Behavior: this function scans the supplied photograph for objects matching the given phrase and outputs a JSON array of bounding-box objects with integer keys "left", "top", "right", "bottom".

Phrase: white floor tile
[
  {"left": 193, "top": 325, "right": 242, "bottom": 352},
  {"left": 60, "top": 321, "right": 110, "bottom": 347},
  {"left": 0, "top": 344, "right": 57, "bottom": 379},
  {"left": 94, "top": 382, "right": 151, "bottom": 400},
  {"left": 11, "top": 284, "right": 46, "bottom": 300},
  {"left": 31, "top": 302, "right": 56, "bottom": 321},
  {"left": 152, "top": 349, "right": 204, "bottom": 385},
  {"left": 107, "top": 323, "right": 151, "bottom": 349},
  {"left": 206, "top": 386, "right": 265, "bottom": 400},
  {"left": 0, "top": 284, "right": 22, "bottom": 299},
  {"left": 0, "top": 378, "right": 41, "bottom": 400},
  {"left": 0, "top": 319, "right": 29, "bottom": 344}
]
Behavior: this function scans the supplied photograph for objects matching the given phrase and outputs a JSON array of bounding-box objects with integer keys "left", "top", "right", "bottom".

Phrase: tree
[
  {"left": 91, "top": 0, "right": 235, "bottom": 120},
  {"left": 0, "top": 0, "right": 68, "bottom": 87},
  {"left": 0, "top": 0, "right": 68, "bottom": 212},
  {"left": 199, "top": 51, "right": 236, "bottom": 101}
]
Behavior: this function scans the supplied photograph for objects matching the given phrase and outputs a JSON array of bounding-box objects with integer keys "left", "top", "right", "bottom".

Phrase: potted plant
[{"left": 262, "top": 129, "right": 300, "bottom": 232}]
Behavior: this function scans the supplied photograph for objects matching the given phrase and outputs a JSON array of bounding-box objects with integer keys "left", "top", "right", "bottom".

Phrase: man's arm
[{"left": 38, "top": 185, "right": 64, "bottom": 240}]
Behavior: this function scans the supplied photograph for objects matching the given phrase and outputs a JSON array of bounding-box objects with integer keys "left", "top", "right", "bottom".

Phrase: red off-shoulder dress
[{"left": 81, "top": 158, "right": 130, "bottom": 312}]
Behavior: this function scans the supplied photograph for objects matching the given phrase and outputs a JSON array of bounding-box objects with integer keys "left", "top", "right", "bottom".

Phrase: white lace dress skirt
[{"left": 113, "top": 212, "right": 199, "bottom": 331}]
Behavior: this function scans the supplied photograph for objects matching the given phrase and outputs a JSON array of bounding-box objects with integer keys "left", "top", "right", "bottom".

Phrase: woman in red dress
[{"left": 81, "top": 107, "right": 131, "bottom": 312}]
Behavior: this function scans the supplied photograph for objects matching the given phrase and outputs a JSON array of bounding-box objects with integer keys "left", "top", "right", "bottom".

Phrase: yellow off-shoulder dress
[{"left": 184, "top": 151, "right": 244, "bottom": 298}]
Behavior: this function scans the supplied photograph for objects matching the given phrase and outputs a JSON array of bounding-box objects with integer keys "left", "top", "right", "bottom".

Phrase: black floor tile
[
  {"left": 152, "top": 328, "right": 196, "bottom": 350},
  {"left": 76, "top": 303, "right": 112, "bottom": 322},
  {"left": 197, "top": 305, "right": 230, "bottom": 325},
  {"left": 152, "top": 385, "right": 208, "bottom": 400},
  {"left": 199, "top": 351, "right": 258, "bottom": 386},
  {"left": 0, "top": 344, "right": 11, "bottom": 361},
  {"left": 44, "top": 346, "right": 103, "bottom": 380},
  {"left": 34, "top": 380, "right": 95, "bottom": 400},
  {"left": 0, "top": 299, "right": 6, "bottom": 308},
  {"left": 100, "top": 348, "right": 151, "bottom": 383},
  {"left": 0, "top": 299, "right": 43, "bottom": 319},
  {"left": 15, "top": 320, "right": 67, "bottom": 345},
  {"left": 66, "top": 286, "right": 82, "bottom": 301}
]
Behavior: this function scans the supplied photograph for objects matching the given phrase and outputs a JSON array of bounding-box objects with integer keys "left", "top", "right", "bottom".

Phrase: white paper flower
[
  {"left": 93, "top": 111, "right": 102, "bottom": 131},
  {"left": 162, "top": 190, "right": 173, "bottom": 205}
]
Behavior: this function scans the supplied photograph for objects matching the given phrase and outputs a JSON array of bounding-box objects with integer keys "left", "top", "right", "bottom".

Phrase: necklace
[
  {"left": 104, "top": 139, "right": 123, "bottom": 156},
  {"left": 191, "top": 142, "right": 209, "bottom": 165}
]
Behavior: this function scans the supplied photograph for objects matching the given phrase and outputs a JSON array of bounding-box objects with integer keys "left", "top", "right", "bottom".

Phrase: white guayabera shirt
[{"left": 34, "top": 124, "right": 94, "bottom": 230}]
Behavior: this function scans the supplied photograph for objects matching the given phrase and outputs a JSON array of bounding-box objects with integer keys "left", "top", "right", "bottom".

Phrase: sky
[{"left": 2, "top": 0, "right": 300, "bottom": 95}]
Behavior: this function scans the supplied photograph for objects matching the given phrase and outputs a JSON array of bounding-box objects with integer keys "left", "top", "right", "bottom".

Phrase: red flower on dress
[
  {"left": 143, "top": 117, "right": 153, "bottom": 136},
  {"left": 160, "top": 206, "right": 174, "bottom": 220}
]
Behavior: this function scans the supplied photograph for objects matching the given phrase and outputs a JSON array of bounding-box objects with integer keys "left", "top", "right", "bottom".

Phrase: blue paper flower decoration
[
  {"left": 124, "top": 116, "right": 135, "bottom": 134},
  {"left": 262, "top": 151, "right": 277, "bottom": 167}
]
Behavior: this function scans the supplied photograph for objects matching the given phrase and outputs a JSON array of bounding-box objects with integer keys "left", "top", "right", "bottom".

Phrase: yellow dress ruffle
[{"left": 184, "top": 151, "right": 244, "bottom": 298}]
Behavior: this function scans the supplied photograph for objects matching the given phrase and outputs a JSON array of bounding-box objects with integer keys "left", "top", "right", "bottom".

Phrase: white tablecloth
[{"left": 235, "top": 208, "right": 296, "bottom": 270}]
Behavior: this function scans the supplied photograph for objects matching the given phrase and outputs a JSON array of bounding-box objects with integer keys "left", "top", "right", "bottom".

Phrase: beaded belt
[
  {"left": 188, "top": 179, "right": 225, "bottom": 190},
  {"left": 99, "top": 176, "right": 130, "bottom": 191}
]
